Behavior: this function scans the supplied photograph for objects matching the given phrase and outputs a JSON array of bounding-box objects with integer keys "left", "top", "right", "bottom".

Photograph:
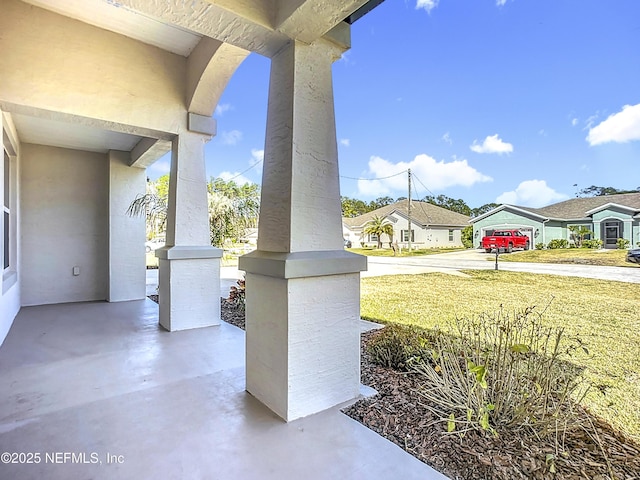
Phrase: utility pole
[{"left": 407, "top": 168, "right": 412, "bottom": 252}]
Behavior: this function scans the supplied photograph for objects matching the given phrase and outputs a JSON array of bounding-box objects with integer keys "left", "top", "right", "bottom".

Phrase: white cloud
[
  {"left": 219, "top": 171, "right": 251, "bottom": 185},
  {"left": 214, "top": 103, "right": 232, "bottom": 116},
  {"left": 416, "top": 0, "right": 439, "bottom": 13},
  {"left": 339, "top": 138, "right": 350, "bottom": 147},
  {"left": 496, "top": 180, "right": 568, "bottom": 208},
  {"left": 339, "top": 51, "right": 352, "bottom": 64},
  {"left": 586, "top": 103, "right": 640, "bottom": 146},
  {"left": 470, "top": 134, "right": 514, "bottom": 155},
  {"left": 571, "top": 118, "right": 579, "bottom": 127},
  {"left": 221, "top": 130, "right": 242, "bottom": 145},
  {"left": 148, "top": 158, "right": 170, "bottom": 175},
  {"left": 250, "top": 148, "right": 264, "bottom": 164},
  {"left": 496, "top": 0, "right": 508, "bottom": 6},
  {"left": 585, "top": 113, "right": 600, "bottom": 130},
  {"left": 442, "top": 132, "right": 453, "bottom": 145},
  {"left": 249, "top": 148, "right": 264, "bottom": 176},
  {"left": 357, "top": 154, "right": 492, "bottom": 197}
]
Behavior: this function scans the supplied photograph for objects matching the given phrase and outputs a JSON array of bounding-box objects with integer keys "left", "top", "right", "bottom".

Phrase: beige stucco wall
[
  {"left": 0, "top": 0, "right": 187, "bottom": 134},
  {"left": 108, "top": 151, "right": 146, "bottom": 302},
  {"left": 20, "top": 144, "right": 109, "bottom": 306}
]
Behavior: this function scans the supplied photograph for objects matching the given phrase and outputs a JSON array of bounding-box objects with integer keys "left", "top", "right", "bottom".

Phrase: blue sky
[{"left": 148, "top": 0, "right": 640, "bottom": 210}]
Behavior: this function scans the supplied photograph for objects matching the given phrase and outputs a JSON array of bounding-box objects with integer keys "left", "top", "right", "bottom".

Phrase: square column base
[
  {"left": 156, "top": 246, "right": 222, "bottom": 331},
  {"left": 240, "top": 250, "right": 367, "bottom": 421},
  {"left": 244, "top": 268, "right": 363, "bottom": 421}
]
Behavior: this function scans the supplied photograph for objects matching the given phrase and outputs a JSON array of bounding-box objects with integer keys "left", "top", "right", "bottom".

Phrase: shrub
[
  {"left": 582, "top": 239, "right": 603, "bottom": 249},
  {"left": 461, "top": 225, "right": 473, "bottom": 249},
  {"left": 226, "top": 278, "right": 245, "bottom": 310},
  {"left": 547, "top": 238, "right": 569, "bottom": 249},
  {"left": 617, "top": 238, "right": 630, "bottom": 249},
  {"left": 367, "top": 324, "right": 435, "bottom": 371},
  {"left": 412, "top": 305, "right": 587, "bottom": 438},
  {"left": 535, "top": 242, "right": 545, "bottom": 250}
]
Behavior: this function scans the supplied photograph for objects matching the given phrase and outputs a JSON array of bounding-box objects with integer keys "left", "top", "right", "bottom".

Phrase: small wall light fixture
[{"left": 534, "top": 228, "right": 540, "bottom": 238}]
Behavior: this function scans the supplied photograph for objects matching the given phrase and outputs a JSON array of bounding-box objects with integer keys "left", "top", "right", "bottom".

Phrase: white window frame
[
  {"left": 2, "top": 121, "right": 18, "bottom": 293},
  {"left": 401, "top": 229, "right": 414, "bottom": 242}
]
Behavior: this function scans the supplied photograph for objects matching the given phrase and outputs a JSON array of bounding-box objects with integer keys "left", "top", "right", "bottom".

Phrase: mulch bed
[
  {"left": 151, "top": 296, "right": 640, "bottom": 479},
  {"left": 344, "top": 332, "right": 640, "bottom": 480}
]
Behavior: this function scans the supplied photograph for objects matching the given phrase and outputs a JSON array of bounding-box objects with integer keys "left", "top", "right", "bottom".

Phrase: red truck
[{"left": 481, "top": 229, "right": 530, "bottom": 253}]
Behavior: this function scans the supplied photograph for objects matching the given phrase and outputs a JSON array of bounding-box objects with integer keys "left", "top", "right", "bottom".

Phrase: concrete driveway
[
  {"left": 146, "top": 266, "right": 243, "bottom": 298},
  {"left": 365, "top": 249, "right": 640, "bottom": 284},
  {"left": 146, "top": 249, "right": 640, "bottom": 296}
]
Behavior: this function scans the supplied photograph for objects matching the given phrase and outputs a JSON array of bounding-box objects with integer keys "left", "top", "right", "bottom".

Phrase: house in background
[
  {"left": 470, "top": 192, "right": 640, "bottom": 249},
  {"left": 343, "top": 199, "right": 470, "bottom": 249}
]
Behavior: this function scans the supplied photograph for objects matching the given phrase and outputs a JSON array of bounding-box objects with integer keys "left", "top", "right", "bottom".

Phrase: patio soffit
[
  {"left": 13, "top": 0, "right": 384, "bottom": 164},
  {"left": 21, "top": 0, "right": 203, "bottom": 57},
  {"left": 5, "top": 106, "right": 172, "bottom": 168},
  {"left": 21, "top": 0, "right": 377, "bottom": 58}
]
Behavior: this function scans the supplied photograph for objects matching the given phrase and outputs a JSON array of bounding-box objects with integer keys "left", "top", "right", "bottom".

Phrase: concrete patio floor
[{"left": 0, "top": 300, "right": 447, "bottom": 480}]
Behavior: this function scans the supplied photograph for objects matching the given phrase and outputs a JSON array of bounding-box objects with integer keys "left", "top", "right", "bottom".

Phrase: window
[
  {"left": 3, "top": 149, "right": 9, "bottom": 270},
  {"left": 369, "top": 233, "right": 378, "bottom": 243},
  {"left": 401, "top": 229, "right": 414, "bottom": 242},
  {"left": 448, "top": 229, "right": 454, "bottom": 242}
]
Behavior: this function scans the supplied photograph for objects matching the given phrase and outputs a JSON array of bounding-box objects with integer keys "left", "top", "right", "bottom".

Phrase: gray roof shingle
[
  {"left": 512, "top": 192, "right": 640, "bottom": 220},
  {"left": 343, "top": 200, "right": 470, "bottom": 228}
]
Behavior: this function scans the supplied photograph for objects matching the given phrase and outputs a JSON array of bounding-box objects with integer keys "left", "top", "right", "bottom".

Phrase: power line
[
  {"left": 339, "top": 169, "right": 408, "bottom": 181},
  {"left": 225, "top": 161, "right": 406, "bottom": 184},
  {"left": 410, "top": 174, "right": 434, "bottom": 225},
  {"left": 411, "top": 173, "right": 435, "bottom": 199},
  {"left": 225, "top": 158, "right": 264, "bottom": 182}
]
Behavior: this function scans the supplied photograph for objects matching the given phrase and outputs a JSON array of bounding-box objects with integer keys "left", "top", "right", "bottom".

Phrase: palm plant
[
  {"left": 127, "top": 175, "right": 260, "bottom": 248},
  {"left": 568, "top": 225, "right": 592, "bottom": 248},
  {"left": 363, "top": 215, "right": 394, "bottom": 249},
  {"left": 126, "top": 179, "right": 168, "bottom": 239}
]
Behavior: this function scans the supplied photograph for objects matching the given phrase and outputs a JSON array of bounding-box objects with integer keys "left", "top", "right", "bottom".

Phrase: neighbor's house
[
  {"left": 470, "top": 192, "right": 640, "bottom": 249},
  {"left": 343, "top": 200, "right": 471, "bottom": 249}
]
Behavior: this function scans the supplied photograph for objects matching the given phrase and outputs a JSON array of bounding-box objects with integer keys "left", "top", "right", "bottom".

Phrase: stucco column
[
  {"left": 108, "top": 150, "right": 146, "bottom": 302},
  {"left": 156, "top": 131, "right": 222, "bottom": 331},
  {"left": 239, "top": 39, "right": 367, "bottom": 421},
  {"left": 593, "top": 220, "right": 602, "bottom": 242}
]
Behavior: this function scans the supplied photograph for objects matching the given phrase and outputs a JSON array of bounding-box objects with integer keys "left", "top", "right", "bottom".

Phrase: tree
[
  {"left": 363, "top": 215, "right": 394, "bottom": 249},
  {"left": 128, "top": 176, "right": 260, "bottom": 248},
  {"left": 341, "top": 196, "right": 369, "bottom": 217},
  {"left": 208, "top": 178, "right": 260, "bottom": 247},
  {"left": 471, "top": 203, "right": 500, "bottom": 217},
  {"left": 127, "top": 175, "right": 169, "bottom": 239},
  {"left": 368, "top": 196, "right": 395, "bottom": 211},
  {"left": 578, "top": 185, "right": 640, "bottom": 197},
  {"left": 422, "top": 195, "right": 472, "bottom": 216},
  {"left": 568, "top": 225, "right": 592, "bottom": 247}
]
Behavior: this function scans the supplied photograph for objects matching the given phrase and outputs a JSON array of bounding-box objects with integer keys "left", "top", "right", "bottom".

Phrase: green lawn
[
  {"left": 146, "top": 251, "right": 240, "bottom": 268},
  {"left": 361, "top": 271, "right": 640, "bottom": 442},
  {"left": 349, "top": 246, "right": 465, "bottom": 257},
  {"left": 497, "top": 247, "right": 637, "bottom": 267}
]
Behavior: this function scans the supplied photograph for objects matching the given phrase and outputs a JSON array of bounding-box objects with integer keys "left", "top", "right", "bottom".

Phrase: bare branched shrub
[{"left": 412, "top": 305, "right": 589, "bottom": 438}]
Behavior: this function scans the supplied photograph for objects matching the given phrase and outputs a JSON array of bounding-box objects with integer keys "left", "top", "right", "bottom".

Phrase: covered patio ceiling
[{"left": 11, "top": 0, "right": 385, "bottom": 167}]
